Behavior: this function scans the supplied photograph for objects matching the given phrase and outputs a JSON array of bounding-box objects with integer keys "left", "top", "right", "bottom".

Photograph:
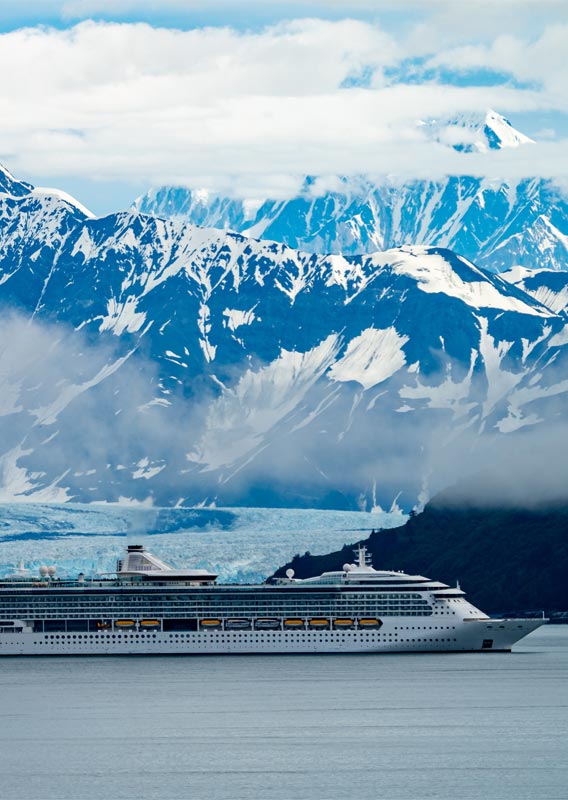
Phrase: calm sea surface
[{"left": 1, "top": 626, "right": 567, "bottom": 800}]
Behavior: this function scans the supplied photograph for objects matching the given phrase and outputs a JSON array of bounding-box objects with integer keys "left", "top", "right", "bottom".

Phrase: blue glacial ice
[{"left": 0, "top": 503, "right": 406, "bottom": 583}]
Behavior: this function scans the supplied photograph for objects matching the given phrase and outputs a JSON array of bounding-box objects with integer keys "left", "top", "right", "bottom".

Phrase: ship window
[
  {"left": 67, "top": 619, "right": 89, "bottom": 632},
  {"left": 44, "top": 620, "right": 67, "bottom": 632}
]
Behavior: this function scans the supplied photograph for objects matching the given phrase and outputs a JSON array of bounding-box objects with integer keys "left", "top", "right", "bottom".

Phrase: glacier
[{"left": 0, "top": 503, "right": 405, "bottom": 583}]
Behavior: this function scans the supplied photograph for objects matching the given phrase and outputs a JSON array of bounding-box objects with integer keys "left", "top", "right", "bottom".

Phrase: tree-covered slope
[{"left": 274, "top": 497, "right": 568, "bottom": 614}]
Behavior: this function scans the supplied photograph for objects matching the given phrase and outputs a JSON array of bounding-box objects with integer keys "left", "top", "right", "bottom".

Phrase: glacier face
[
  {"left": 0, "top": 160, "right": 568, "bottom": 510},
  {"left": 0, "top": 503, "right": 405, "bottom": 583},
  {"left": 134, "top": 112, "right": 568, "bottom": 275}
]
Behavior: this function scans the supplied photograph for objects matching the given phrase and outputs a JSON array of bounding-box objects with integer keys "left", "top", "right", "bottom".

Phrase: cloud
[
  {"left": 0, "top": 310, "right": 208, "bottom": 503},
  {"left": 426, "top": 25, "right": 568, "bottom": 100},
  {"left": 429, "top": 421, "right": 568, "bottom": 509},
  {"left": 0, "top": 18, "right": 566, "bottom": 198}
]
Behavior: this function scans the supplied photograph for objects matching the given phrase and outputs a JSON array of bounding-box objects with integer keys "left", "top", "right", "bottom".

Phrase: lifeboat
[
  {"left": 225, "top": 618, "right": 252, "bottom": 630},
  {"left": 140, "top": 619, "right": 160, "bottom": 628},
  {"left": 114, "top": 620, "right": 135, "bottom": 628},
  {"left": 284, "top": 618, "right": 305, "bottom": 628},
  {"left": 254, "top": 618, "right": 280, "bottom": 630},
  {"left": 333, "top": 618, "right": 354, "bottom": 628},
  {"left": 309, "top": 618, "right": 329, "bottom": 628},
  {"left": 358, "top": 618, "right": 380, "bottom": 627},
  {"left": 200, "top": 619, "right": 222, "bottom": 628}
]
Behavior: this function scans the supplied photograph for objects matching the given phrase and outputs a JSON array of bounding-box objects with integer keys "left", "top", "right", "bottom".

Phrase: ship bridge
[{"left": 293, "top": 546, "right": 464, "bottom": 595}]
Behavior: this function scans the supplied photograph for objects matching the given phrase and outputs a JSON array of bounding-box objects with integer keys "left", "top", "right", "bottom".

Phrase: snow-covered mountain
[
  {"left": 420, "top": 108, "right": 535, "bottom": 153},
  {"left": 1, "top": 164, "right": 567, "bottom": 510},
  {"left": 134, "top": 111, "right": 568, "bottom": 274}
]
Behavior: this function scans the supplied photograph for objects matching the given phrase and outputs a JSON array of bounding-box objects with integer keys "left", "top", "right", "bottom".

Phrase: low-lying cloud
[
  {"left": 0, "top": 311, "right": 204, "bottom": 504},
  {"left": 430, "top": 423, "right": 568, "bottom": 509},
  {"left": 0, "top": 16, "right": 567, "bottom": 200}
]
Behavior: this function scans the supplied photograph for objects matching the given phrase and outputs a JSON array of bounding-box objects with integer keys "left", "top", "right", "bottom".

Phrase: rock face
[
  {"left": 0, "top": 162, "right": 568, "bottom": 509},
  {"left": 134, "top": 112, "right": 568, "bottom": 275}
]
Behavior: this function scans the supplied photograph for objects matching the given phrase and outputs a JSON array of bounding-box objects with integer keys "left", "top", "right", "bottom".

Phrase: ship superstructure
[{"left": 0, "top": 544, "right": 544, "bottom": 655}]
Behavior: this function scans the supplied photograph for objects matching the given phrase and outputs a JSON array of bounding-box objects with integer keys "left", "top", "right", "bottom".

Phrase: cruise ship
[{"left": 0, "top": 544, "right": 545, "bottom": 655}]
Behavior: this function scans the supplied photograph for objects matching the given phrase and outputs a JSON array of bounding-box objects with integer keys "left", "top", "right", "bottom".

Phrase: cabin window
[{"left": 44, "top": 620, "right": 67, "bottom": 632}]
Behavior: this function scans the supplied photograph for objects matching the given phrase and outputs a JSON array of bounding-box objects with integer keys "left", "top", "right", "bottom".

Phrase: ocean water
[{"left": 1, "top": 626, "right": 566, "bottom": 800}]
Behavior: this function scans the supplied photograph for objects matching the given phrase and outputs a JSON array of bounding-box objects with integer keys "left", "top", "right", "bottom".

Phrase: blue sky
[
  {"left": 1, "top": 1, "right": 566, "bottom": 214},
  {"left": 0, "top": 1, "right": 446, "bottom": 33}
]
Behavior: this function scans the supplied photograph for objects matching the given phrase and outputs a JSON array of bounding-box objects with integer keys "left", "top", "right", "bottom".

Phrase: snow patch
[
  {"left": 31, "top": 353, "right": 133, "bottom": 426},
  {"left": 399, "top": 350, "right": 478, "bottom": 417},
  {"left": 132, "top": 458, "right": 165, "bottom": 481},
  {"left": 329, "top": 327, "right": 409, "bottom": 390},
  {"left": 99, "top": 297, "right": 147, "bottom": 336},
  {"left": 223, "top": 307, "right": 257, "bottom": 331},
  {"left": 477, "top": 316, "right": 525, "bottom": 418},
  {"left": 198, "top": 304, "right": 217, "bottom": 362},
  {"left": 0, "top": 446, "right": 70, "bottom": 503}
]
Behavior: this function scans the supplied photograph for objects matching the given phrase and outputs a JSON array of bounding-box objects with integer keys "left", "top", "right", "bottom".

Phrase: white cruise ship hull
[{"left": 0, "top": 617, "right": 545, "bottom": 656}]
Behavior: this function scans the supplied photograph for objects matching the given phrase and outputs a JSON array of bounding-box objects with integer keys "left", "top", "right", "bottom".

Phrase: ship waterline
[{"left": 0, "top": 544, "right": 545, "bottom": 656}]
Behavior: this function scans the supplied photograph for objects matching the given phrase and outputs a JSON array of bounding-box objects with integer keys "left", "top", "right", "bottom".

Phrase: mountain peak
[
  {"left": 482, "top": 109, "right": 535, "bottom": 150},
  {"left": 420, "top": 108, "right": 534, "bottom": 153},
  {"left": 0, "top": 163, "right": 34, "bottom": 198}
]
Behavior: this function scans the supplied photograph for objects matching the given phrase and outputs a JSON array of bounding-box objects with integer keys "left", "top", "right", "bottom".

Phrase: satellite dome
[
  {"left": 343, "top": 564, "right": 352, "bottom": 572},
  {"left": 48, "top": 566, "right": 56, "bottom": 577},
  {"left": 285, "top": 568, "right": 295, "bottom": 579},
  {"left": 39, "top": 565, "right": 48, "bottom": 577}
]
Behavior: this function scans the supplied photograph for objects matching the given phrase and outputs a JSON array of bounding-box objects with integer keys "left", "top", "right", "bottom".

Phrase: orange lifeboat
[
  {"left": 358, "top": 618, "right": 380, "bottom": 627},
  {"left": 333, "top": 618, "right": 354, "bottom": 628}
]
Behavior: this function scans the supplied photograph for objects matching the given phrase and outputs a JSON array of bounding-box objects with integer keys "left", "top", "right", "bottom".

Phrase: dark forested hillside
[{"left": 274, "top": 498, "right": 568, "bottom": 615}]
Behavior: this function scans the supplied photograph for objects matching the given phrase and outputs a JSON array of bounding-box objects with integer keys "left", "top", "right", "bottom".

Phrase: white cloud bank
[{"left": 0, "top": 18, "right": 567, "bottom": 197}]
